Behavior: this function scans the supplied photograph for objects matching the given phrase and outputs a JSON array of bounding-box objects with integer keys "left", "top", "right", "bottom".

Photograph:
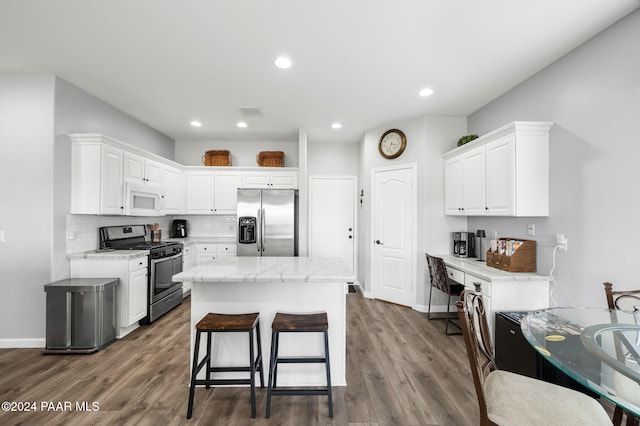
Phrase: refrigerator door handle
[
  {"left": 261, "top": 208, "right": 266, "bottom": 252},
  {"left": 256, "top": 208, "right": 262, "bottom": 253}
]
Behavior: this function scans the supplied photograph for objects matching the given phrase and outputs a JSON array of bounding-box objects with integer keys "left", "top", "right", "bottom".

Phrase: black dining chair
[
  {"left": 603, "top": 282, "right": 640, "bottom": 426},
  {"left": 426, "top": 253, "right": 464, "bottom": 335}
]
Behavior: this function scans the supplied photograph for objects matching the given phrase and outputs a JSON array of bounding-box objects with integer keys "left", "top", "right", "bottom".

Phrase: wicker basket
[
  {"left": 202, "top": 150, "right": 231, "bottom": 166},
  {"left": 256, "top": 151, "right": 284, "bottom": 167}
]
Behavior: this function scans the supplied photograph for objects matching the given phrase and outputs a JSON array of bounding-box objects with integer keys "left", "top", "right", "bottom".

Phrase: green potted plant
[{"left": 457, "top": 134, "right": 479, "bottom": 147}]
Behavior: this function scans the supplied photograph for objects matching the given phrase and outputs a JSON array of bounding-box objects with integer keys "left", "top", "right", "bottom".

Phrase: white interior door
[
  {"left": 309, "top": 176, "right": 357, "bottom": 273},
  {"left": 371, "top": 165, "right": 416, "bottom": 306}
]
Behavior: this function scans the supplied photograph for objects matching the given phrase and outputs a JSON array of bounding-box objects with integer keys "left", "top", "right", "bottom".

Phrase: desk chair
[
  {"left": 456, "top": 290, "right": 612, "bottom": 425},
  {"left": 426, "top": 254, "right": 464, "bottom": 335},
  {"left": 603, "top": 282, "right": 640, "bottom": 426}
]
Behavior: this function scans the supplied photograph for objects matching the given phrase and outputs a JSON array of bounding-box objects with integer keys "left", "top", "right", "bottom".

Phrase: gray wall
[
  {"left": 0, "top": 74, "right": 175, "bottom": 347},
  {"left": 467, "top": 9, "right": 640, "bottom": 308},
  {"left": 0, "top": 74, "right": 55, "bottom": 345}
]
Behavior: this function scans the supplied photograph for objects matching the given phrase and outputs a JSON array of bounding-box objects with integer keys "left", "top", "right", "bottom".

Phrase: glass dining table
[{"left": 521, "top": 307, "right": 640, "bottom": 417}]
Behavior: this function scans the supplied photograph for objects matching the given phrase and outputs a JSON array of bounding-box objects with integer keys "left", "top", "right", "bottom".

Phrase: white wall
[
  {"left": 308, "top": 141, "right": 359, "bottom": 175},
  {"left": 358, "top": 115, "right": 467, "bottom": 308},
  {"left": 174, "top": 140, "right": 299, "bottom": 167},
  {"left": 467, "top": 9, "right": 640, "bottom": 307}
]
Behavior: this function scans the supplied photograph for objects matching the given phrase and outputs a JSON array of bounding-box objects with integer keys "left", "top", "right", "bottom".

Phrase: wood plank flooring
[{"left": 0, "top": 291, "right": 615, "bottom": 425}]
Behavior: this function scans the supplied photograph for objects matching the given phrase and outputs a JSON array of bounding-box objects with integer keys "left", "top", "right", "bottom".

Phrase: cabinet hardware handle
[{"left": 375, "top": 240, "right": 383, "bottom": 245}]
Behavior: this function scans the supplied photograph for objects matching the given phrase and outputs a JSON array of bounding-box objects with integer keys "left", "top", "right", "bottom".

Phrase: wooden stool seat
[
  {"left": 271, "top": 312, "right": 328, "bottom": 331},
  {"left": 266, "top": 311, "right": 333, "bottom": 418},
  {"left": 187, "top": 312, "right": 264, "bottom": 419},
  {"left": 196, "top": 312, "right": 259, "bottom": 331}
]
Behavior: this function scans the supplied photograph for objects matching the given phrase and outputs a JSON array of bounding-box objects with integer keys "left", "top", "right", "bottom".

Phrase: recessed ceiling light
[
  {"left": 419, "top": 88, "right": 434, "bottom": 97},
  {"left": 190, "top": 120, "right": 202, "bottom": 127},
  {"left": 331, "top": 122, "right": 342, "bottom": 129},
  {"left": 274, "top": 57, "right": 292, "bottom": 69},
  {"left": 237, "top": 121, "right": 248, "bottom": 128}
]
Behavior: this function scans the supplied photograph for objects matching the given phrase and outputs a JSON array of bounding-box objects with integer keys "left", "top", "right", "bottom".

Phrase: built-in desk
[
  {"left": 173, "top": 256, "right": 354, "bottom": 387},
  {"left": 436, "top": 255, "right": 551, "bottom": 338}
]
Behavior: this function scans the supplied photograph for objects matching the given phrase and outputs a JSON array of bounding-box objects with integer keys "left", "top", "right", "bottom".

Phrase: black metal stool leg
[
  {"left": 256, "top": 320, "right": 264, "bottom": 388},
  {"left": 265, "top": 329, "right": 278, "bottom": 418},
  {"left": 186, "top": 330, "right": 202, "bottom": 419},
  {"left": 324, "top": 330, "right": 333, "bottom": 418},
  {"left": 248, "top": 329, "right": 256, "bottom": 418},
  {"left": 205, "top": 331, "right": 212, "bottom": 388}
]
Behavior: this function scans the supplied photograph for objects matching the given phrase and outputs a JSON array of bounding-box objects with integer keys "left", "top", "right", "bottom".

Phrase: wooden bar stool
[
  {"left": 265, "top": 312, "right": 333, "bottom": 418},
  {"left": 186, "top": 312, "right": 264, "bottom": 419}
]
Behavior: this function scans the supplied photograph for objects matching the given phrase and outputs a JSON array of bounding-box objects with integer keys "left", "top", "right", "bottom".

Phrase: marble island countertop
[
  {"left": 439, "top": 254, "right": 550, "bottom": 281},
  {"left": 173, "top": 256, "right": 355, "bottom": 283}
]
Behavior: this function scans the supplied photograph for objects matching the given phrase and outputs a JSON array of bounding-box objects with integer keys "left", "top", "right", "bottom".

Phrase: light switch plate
[
  {"left": 527, "top": 224, "right": 535, "bottom": 236},
  {"left": 0, "top": 230, "right": 5, "bottom": 243}
]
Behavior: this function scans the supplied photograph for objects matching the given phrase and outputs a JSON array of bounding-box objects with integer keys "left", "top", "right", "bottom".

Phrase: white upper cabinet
[
  {"left": 443, "top": 121, "right": 552, "bottom": 217},
  {"left": 71, "top": 138, "right": 125, "bottom": 215},
  {"left": 241, "top": 170, "right": 298, "bottom": 189},
  {"left": 124, "top": 152, "right": 162, "bottom": 187},
  {"left": 185, "top": 170, "right": 242, "bottom": 214},
  {"left": 161, "top": 165, "right": 184, "bottom": 214}
]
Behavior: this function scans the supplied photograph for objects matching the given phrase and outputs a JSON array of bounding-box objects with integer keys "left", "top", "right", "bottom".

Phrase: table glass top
[{"left": 522, "top": 307, "right": 640, "bottom": 416}]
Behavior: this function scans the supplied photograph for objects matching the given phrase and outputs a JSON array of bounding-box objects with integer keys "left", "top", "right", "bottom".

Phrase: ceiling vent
[{"left": 238, "top": 107, "right": 263, "bottom": 117}]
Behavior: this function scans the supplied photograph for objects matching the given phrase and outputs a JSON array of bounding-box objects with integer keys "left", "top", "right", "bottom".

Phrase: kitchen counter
[
  {"left": 67, "top": 249, "right": 149, "bottom": 260},
  {"left": 173, "top": 256, "right": 355, "bottom": 283},
  {"left": 165, "top": 236, "right": 236, "bottom": 245},
  {"left": 174, "top": 256, "right": 352, "bottom": 387},
  {"left": 439, "top": 255, "right": 550, "bottom": 281}
]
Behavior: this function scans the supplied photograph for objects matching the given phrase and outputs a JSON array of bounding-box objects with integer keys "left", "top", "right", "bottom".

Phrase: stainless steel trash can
[{"left": 44, "top": 278, "right": 118, "bottom": 354}]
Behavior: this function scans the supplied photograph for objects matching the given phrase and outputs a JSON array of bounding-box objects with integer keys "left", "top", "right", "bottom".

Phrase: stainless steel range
[{"left": 99, "top": 225, "right": 183, "bottom": 324}]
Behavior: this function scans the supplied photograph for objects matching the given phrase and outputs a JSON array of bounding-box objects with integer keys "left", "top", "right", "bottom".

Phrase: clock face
[{"left": 378, "top": 129, "right": 406, "bottom": 159}]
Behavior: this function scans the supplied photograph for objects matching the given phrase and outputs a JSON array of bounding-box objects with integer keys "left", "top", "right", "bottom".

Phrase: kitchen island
[{"left": 172, "top": 256, "right": 355, "bottom": 387}]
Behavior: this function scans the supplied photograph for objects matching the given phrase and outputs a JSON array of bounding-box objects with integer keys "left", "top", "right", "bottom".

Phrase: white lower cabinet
[
  {"left": 70, "top": 255, "right": 148, "bottom": 338},
  {"left": 195, "top": 243, "right": 237, "bottom": 265},
  {"left": 182, "top": 245, "right": 195, "bottom": 296},
  {"left": 444, "top": 259, "right": 549, "bottom": 342}
]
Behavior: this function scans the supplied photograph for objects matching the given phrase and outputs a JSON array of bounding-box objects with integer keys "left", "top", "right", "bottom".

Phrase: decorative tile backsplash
[{"left": 66, "top": 214, "right": 236, "bottom": 254}]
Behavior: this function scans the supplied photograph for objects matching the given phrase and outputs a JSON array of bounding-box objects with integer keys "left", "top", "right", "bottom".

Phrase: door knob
[
  {"left": 375, "top": 240, "right": 383, "bottom": 245},
  {"left": 349, "top": 235, "right": 353, "bottom": 239}
]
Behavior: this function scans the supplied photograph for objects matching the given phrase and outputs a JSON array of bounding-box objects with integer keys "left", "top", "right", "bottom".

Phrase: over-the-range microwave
[{"left": 125, "top": 182, "right": 163, "bottom": 216}]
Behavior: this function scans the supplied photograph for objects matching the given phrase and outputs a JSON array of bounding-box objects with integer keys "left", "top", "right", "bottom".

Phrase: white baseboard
[{"left": 0, "top": 338, "right": 45, "bottom": 349}]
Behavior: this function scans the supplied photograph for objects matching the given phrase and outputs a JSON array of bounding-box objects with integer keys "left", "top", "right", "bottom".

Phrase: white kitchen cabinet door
[
  {"left": 100, "top": 145, "right": 126, "bottom": 215},
  {"left": 444, "top": 157, "right": 464, "bottom": 215},
  {"left": 486, "top": 134, "right": 516, "bottom": 216},
  {"left": 462, "top": 147, "right": 486, "bottom": 215},
  {"left": 213, "top": 171, "right": 242, "bottom": 214},
  {"left": 162, "top": 165, "right": 184, "bottom": 214},
  {"left": 186, "top": 171, "right": 215, "bottom": 214},
  {"left": 270, "top": 171, "right": 298, "bottom": 189},
  {"left": 128, "top": 267, "right": 148, "bottom": 323},
  {"left": 196, "top": 244, "right": 217, "bottom": 264},
  {"left": 71, "top": 141, "right": 125, "bottom": 215},
  {"left": 124, "top": 152, "right": 162, "bottom": 187}
]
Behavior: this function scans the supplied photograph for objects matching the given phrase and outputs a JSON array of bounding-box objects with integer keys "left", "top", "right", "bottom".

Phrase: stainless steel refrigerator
[{"left": 237, "top": 189, "right": 298, "bottom": 256}]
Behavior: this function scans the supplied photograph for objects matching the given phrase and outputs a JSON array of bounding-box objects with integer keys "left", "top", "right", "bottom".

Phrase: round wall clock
[{"left": 378, "top": 129, "right": 406, "bottom": 159}]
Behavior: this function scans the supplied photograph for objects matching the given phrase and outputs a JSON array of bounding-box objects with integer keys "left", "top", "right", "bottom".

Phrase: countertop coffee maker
[
  {"left": 170, "top": 219, "right": 188, "bottom": 238},
  {"left": 452, "top": 232, "right": 476, "bottom": 258}
]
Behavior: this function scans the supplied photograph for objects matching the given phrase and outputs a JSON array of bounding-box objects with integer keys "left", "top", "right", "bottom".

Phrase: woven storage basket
[
  {"left": 202, "top": 150, "right": 231, "bottom": 166},
  {"left": 256, "top": 151, "right": 284, "bottom": 167}
]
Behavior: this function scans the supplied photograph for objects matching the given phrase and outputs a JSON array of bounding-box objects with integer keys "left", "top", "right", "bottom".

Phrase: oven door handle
[{"left": 151, "top": 252, "right": 183, "bottom": 263}]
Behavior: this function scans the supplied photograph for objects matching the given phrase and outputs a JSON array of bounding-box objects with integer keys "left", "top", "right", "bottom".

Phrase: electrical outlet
[
  {"left": 556, "top": 234, "right": 568, "bottom": 251},
  {"left": 527, "top": 224, "right": 535, "bottom": 236}
]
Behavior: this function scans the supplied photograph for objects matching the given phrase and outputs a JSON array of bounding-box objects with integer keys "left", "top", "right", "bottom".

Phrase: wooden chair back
[
  {"left": 456, "top": 290, "right": 496, "bottom": 424},
  {"left": 426, "top": 254, "right": 456, "bottom": 295},
  {"left": 604, "top": 282, "right": 640, "bottom": 312}
]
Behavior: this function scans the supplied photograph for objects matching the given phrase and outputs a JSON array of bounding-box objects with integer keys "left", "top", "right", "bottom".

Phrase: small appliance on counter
[
  {"left": 452, "top": 232, "right": 476, "bottom": 258},
  {"left": 170, "top": 219, "right": 188, "bottom": 238}
]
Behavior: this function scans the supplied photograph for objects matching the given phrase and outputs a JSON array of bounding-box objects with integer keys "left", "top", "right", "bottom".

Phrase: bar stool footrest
[
  {"left": 270, "top": 388, "right": 331, "bottom": 396},
  {"left": 276, "top": 357, "right": 327, "bottom": 364},
  {"left": 194, "top": 379, "right": 253, "bottom": 386}
]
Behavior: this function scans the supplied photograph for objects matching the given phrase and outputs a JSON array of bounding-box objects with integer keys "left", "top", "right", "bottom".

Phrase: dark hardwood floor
[{"left": 0, "top": 291, "right": 615, "bottom": 425}]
